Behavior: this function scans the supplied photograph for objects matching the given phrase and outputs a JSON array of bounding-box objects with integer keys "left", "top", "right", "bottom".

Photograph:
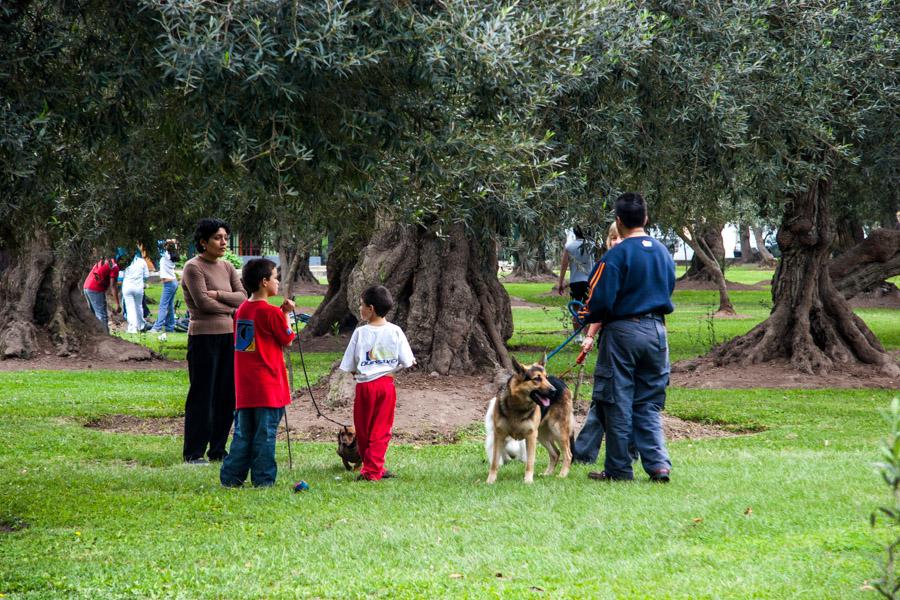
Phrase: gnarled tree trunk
[
  {"left": 736, "top": 222, "right": 755, "bottom": 264},
  {"left": 830, "top": 228, "right": 900, "bottom": 299},
  {"left": 751, "top": 225, "right": 778, "bottom": 268},
  {"left": 680, "top": 222, "right": 725, "bottom": 282},
  {"left": 716, "top": 180, "right": 898, "bottom": 376},
  {"left": 0, "top": 234, "right": 153, "bottom": 361},
  {"left": 303, "top": 239, "right": 360, "bottom": 337},
  {"left": 681, "top": 223, "right": 735, "bottom": 315},
  {"left": 278, "top": 242, "right": 320, "bottom": 300},
  {"left": 510, "top": 233, "right": 556, "bottom": 281},
  {"left": 308, "top": 221, "right": 513, "bottom": 374}
]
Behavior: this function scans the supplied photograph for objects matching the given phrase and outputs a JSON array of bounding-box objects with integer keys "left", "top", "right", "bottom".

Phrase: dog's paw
[
  {"left": 524, "top": 474, "right": 534, "bottom": 484},
  {"left": 486, "top": 474, "right": 497, "bottom": 485}
]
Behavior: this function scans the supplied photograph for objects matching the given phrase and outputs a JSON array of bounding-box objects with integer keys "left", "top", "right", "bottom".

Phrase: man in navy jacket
[{"left": 580, "top": 192, "right": 675, "bottom": 482}]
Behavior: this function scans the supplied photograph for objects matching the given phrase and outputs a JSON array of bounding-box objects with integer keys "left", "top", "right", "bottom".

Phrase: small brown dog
[{"left": 337, "top": 426, "right": 362, "bottom": 471}]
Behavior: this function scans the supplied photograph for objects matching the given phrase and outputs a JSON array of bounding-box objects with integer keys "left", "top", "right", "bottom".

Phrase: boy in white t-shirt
[{"left": 339, "top": 285, "right": 415, "bottom": 481}]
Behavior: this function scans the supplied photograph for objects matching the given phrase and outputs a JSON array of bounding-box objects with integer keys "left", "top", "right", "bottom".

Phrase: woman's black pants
[{"left": 183, "top": 333, "right": 235, "bottom": 462}]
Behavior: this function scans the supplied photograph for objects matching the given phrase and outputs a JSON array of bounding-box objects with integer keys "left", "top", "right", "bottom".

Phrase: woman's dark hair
[
  {"left": 572, "top": 226, "right": 585, "bottom": 240},
  {"left": 361, "top": 285, "right": 393, "bottom": 317},
  {"left": 241, "top": 258, "right": 276, "bottom": 293},
  {"left": 193, "top": 218, "right": 231, "bottom": 251},
  {"left": 165, "top": 240, "right": 180, "bottom": 263},
  {"left": 614, "top": 192, "right": 647, "bottom": 228}
]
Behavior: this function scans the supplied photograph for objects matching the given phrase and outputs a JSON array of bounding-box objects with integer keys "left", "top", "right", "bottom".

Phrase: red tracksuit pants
[{"left": 353, "top": 376, "right": 396, "bottom": 481}]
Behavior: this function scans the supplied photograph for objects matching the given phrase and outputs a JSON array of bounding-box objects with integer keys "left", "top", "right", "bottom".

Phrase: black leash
[{"left": 290, "top": 310, "right": 350, "bottom": 430}]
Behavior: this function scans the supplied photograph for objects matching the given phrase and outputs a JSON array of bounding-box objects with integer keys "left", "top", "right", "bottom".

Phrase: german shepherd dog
[
  {"left": 486, "top": 357, "right": 575, "bottom": 484},
  {"left": 337, "top": 426, "right": 362, "bottom": 471}
]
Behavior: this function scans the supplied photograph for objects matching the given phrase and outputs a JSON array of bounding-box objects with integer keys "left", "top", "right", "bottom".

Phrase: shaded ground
[
  {"left": 847, "top": 285, "right": 900, "bottom": 309},
  {"left": 508, "top": 296, "right": 545, "bottom": 308},
  {"left": 672, "top": 352, "right": 900, "bottom": 389},
  {"left": 84, "top": 370, "right": 739, "bottom": 444},
  {"left": 674, "top": 279, "right": 770, "bottom": 291}
]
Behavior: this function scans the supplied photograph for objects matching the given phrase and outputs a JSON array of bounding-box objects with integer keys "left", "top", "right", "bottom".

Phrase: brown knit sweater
[{"left": 181, "top": 256, "right": 247, "bottom": 335}]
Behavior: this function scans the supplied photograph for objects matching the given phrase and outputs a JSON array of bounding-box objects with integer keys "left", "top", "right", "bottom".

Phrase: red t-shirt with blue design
[{"left": 234, "top": 300, "right": 296, "bottom": 409}]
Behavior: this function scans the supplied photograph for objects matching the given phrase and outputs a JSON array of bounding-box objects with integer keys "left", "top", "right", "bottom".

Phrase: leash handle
[{"left": 576, "top": 349, "right": 587, "bottom": 365}]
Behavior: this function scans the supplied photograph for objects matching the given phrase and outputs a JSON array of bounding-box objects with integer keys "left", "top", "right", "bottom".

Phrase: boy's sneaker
[
  {"left": 157, "top": 332, "right": 167, "bottom": 342},
  {"left": 381, "top": 470, "right": 396, "bottom": 479},
  {"left": 185, "top": 458, "right": 209, "bottom": 465}
]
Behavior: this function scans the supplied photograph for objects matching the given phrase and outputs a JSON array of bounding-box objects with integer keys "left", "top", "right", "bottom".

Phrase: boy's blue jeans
[
  {"left": 151, "top": 280, "right": 177, "bottom": 332},
  {"left": 83, "top": 289, "right": 109, "bottom": 331},
  {"left": 593, "top": 316, "right": 671, "bottom": 479},
  {"left": 220, "top": 407, "right": 284, "bottom": 487}
]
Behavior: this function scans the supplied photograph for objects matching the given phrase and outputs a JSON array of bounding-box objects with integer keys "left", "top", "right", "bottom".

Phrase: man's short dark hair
[
  {"left": 615, "top": 192, "right": 647, "bottom": 229},
  {"left": 242, "top": 258, "right": 276, "bottom": 294},
  {"left": 193, "top": 218, "right": 231, "bottom": 250},
  {"left": 361, "top": 285, "right": 393, "bottom": 317}
]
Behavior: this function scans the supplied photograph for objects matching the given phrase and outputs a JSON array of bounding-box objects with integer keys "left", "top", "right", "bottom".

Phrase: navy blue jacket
[{"left": 581, "top": 236, "right": 675, "bottom": 324}]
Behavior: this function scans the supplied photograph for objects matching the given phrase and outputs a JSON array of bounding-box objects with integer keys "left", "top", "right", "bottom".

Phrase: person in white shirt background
[
  {"left": 151, "top": 239, "right": 180, "bottom": 341},
  {"left": 121, "top": 250, "right": 150, "bottom": 334}
]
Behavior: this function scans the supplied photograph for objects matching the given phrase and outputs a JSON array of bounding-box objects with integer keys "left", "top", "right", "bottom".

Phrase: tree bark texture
[
  {"left": 717, "top": 180, "right": 898, "bottom": 376},
  {"left": 831, "top": 217, "right": 865, "bottom": 257},
  {"left": 0, "top": 234, "right": 152, "bottom": 361},
  {"left": 829, "top": 228, "right": 900, "bottom": 299},
  {"left": 681, "top": 223, "right": 735, "bottom": 315},
  {"left": 680, "top": 222, "right": 726, "bottom": 282},
  {"left": 309, "top": 222, "right": 514, "bottom": 374}
]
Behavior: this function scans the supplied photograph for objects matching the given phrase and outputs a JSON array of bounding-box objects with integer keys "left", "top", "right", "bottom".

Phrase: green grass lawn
[
  {"left": 4, "top": 280, "right": 897, "bottom": 597},
  {"left": 0, "top": 371, "right": 895, "bottom": 598}
]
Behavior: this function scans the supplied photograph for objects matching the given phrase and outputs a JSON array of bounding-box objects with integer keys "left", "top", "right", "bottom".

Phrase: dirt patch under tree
[{"left": 85, "top": 369, "right": 743, "bottom": 444}]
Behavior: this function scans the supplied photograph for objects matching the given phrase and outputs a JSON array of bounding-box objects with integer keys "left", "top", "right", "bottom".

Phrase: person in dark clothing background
[{"left": 579, "top": 192, "right": 675, "bottom": 483}]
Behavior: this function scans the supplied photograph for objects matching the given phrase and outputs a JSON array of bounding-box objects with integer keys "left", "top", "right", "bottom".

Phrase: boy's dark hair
[
  {"left": 193, "top": 218, "right": 231, "bottom": 251},
  {"left": 242, "top": 258, "right": 276, "bottom": 294},
  {"left": 615, "top": 192, "right": 647, "bottom": 229},
  {"left": 361, "top": 285, "right": 393, "bottom": 317}
]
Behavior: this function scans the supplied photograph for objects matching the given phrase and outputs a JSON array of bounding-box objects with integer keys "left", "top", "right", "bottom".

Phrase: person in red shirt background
[
  {"left": 220, "top": 258, "right": 296, "bottom": 488},
  {"left": 83, "top": 255, "right": 129, "bottom": 332}
]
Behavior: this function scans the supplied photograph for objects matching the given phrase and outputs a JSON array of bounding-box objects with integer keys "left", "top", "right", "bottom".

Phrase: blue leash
[{"left": 545, "top": 300, "right": 587, "bottom": 362}]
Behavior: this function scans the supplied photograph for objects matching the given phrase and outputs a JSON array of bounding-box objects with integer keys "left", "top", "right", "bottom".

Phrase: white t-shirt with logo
[{"left": 339, "top": 322, "right": 415, "bottom": 383}]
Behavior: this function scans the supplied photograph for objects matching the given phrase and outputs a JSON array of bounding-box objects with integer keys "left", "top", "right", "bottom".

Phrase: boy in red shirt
[{"left": 220, "top": 259, "right": 296, "bottom": 488}]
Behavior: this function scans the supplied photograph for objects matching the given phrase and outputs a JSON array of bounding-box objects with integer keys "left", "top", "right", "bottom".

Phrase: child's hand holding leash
[{"left": 281, "top": 297, "right": 296, "bottom": 314}]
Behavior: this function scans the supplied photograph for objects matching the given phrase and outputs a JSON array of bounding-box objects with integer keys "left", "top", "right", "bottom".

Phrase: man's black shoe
[
  {"left": 587, "top": 471, "right": 631, "bottom": 482},
  {"left": 649, "top": 469, "right": 671, "bottom": 483}
]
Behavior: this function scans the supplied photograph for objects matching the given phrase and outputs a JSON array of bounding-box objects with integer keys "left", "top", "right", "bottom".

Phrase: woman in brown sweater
[{"left": 181, "top": 218, "right": 247, "bottom": 464}]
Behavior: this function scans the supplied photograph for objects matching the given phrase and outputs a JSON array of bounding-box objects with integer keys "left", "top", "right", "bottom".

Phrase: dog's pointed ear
[
  {"left": 539, "top": 352, "right": 548, "bottom": 367},
  {"left": 511, "top": 356, "right": 526, "bottom": 376}
]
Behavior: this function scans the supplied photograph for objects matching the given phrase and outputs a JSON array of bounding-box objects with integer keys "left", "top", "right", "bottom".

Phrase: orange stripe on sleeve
[{"left": 579, "top": 263, "right": 605, "bottom": 314}]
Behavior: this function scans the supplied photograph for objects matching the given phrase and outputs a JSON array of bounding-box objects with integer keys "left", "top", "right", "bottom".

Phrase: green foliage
[
  {"left": 872, "top": 397, "right": 900, "bottom": 599},
  {"left": 221, "top": 250, "right": 243, "bottom": 270}
]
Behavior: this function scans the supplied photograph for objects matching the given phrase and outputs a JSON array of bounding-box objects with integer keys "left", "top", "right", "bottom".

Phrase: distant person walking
[
  {"left": 181, "top": 218, "right": 247, "bottom": 464},
  {"left": 151, "top": 239, "right": 180, "bottom": 342},
  {"left": 580, "top": 193, "right": 675, "bottom": 483},
  {"left": 121, "top": 251, "right": 150, "bottom": 334},
  {"left": 557, "top": 227, "right": 595, "bottom": 341},
  {"left": 83, "top": 255, "right": 128, "bottom": 332}
]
